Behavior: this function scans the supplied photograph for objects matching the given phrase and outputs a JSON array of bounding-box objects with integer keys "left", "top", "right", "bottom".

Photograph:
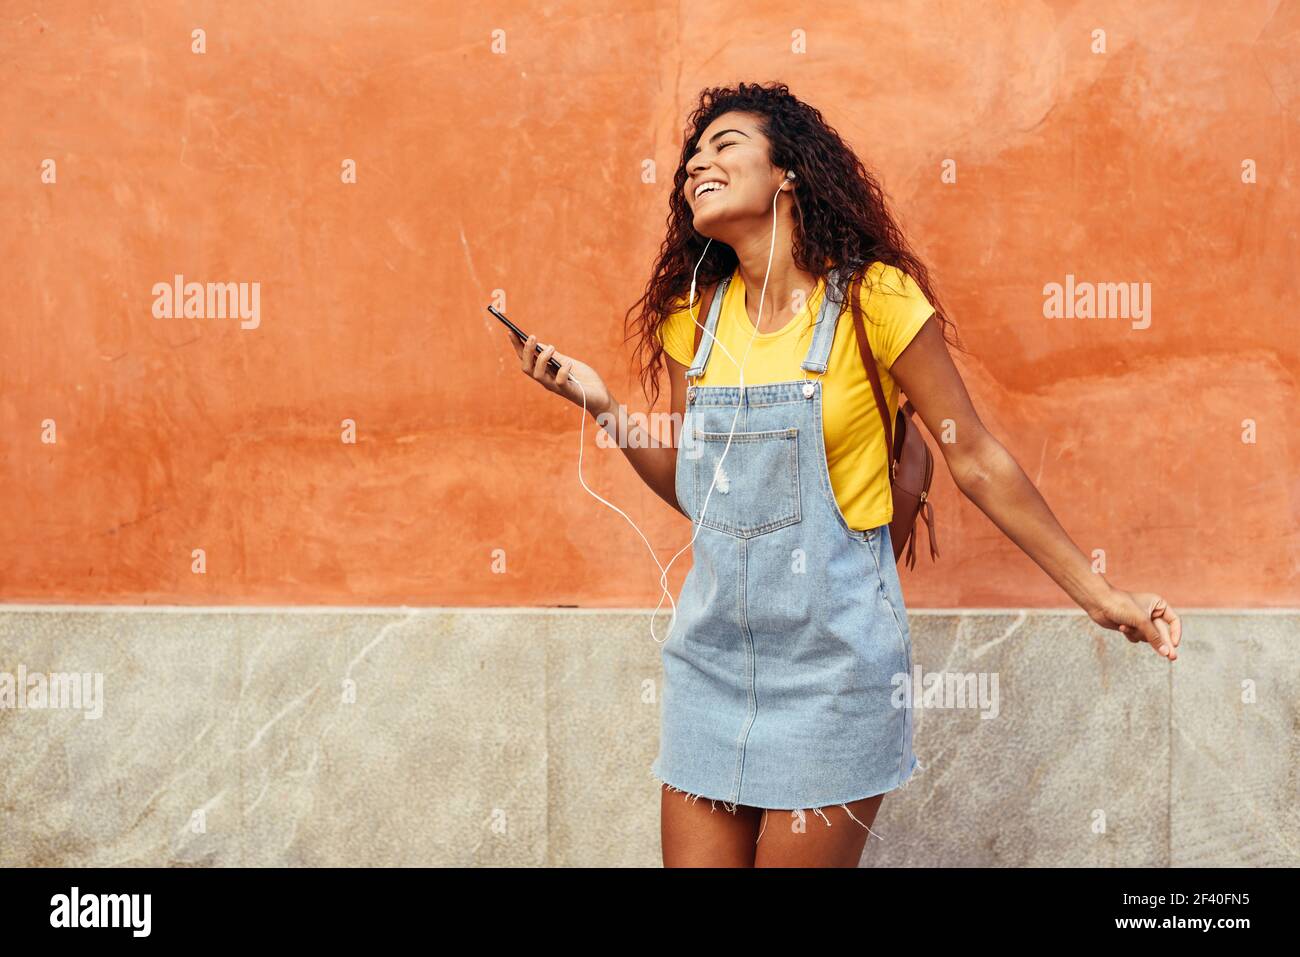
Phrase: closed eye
[{"left": 688, "top": 139, "right": 739, "bottom": 160}]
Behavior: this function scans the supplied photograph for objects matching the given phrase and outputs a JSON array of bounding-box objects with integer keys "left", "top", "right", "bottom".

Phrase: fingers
[
  {"left": 519, "top": 333, "right": 550, "bottom": 379},
  {"left": 1152, "top": 597, "right": 1182, "bottom": 653},
  {"left": 518, "top": 334, "right": 564, "bottom": 389},
  {"left": 514, "top": 334, "right": 582, "bottom": 401},
  {"left": 1137, "top": 620, "right": 1168, "bottom": 657},
  {"left": 1138, "top": 595, "right": 1176, "bottom": 660},
  {"left": 533, "top": 341, "right": 557, "bottom": 382},
  {"left": 1112, "top": 593, "right": 1181, "bottom": 660},
  {"left": 555, "top": 357, "right": 574, "bottom": 388}
]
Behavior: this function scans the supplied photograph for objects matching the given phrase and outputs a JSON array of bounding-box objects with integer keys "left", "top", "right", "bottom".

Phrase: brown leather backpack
[{"left": 689, "top": 270, "right": 940, "bottom": 568}]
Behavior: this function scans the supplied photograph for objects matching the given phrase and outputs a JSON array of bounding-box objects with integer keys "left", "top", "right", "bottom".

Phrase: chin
[{"left": 691, "top": 209, "right": 730, "bottom": 235}]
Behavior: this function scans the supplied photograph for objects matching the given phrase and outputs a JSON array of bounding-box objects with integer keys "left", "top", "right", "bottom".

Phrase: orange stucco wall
[{"left": 2, "top": 2, "right": 1296, "bottom": 606}]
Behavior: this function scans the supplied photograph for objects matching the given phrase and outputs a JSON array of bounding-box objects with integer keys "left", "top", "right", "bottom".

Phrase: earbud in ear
[{"left": 785, "top": 170, "right": 797, "bottom": 180}]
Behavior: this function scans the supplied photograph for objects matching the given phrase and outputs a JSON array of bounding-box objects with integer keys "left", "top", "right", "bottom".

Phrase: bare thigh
[
  {"left": 753, "top": 794, "right": 885, "bottom": 867},
  {"left": 660, "top": 786, "right": 764, "bottom": 867}
]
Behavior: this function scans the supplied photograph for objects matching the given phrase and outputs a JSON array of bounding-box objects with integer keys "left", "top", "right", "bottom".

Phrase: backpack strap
[{"left": 847, "top": 270, "right": 897, "bottom": 478}]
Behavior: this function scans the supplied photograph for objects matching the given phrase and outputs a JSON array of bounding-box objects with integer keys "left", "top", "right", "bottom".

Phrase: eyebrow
[{"left": 689, "top": 128, "right": 750, "bottom": 157}]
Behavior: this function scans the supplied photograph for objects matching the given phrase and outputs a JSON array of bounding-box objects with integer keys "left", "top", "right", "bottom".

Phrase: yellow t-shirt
[{"left": 658, "top": 261, "right": 934, "bottom": 530}]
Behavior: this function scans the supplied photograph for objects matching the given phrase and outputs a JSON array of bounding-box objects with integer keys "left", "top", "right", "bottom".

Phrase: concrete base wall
[{"left": 0, "top": 608, "right": 1294, "bottom": 867}]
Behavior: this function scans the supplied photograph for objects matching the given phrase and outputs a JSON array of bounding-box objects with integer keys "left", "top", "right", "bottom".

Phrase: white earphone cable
[{"left": 566, "top": 174, "right": 792, "bottom": 643}]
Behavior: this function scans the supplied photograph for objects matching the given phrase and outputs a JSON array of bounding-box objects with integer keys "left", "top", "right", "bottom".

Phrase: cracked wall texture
[
  {"left": 0, "top": 2, "right": 1297, "bottom": 606},
  {"left": 0, "top": 608, "right": 1295, "bottom": 867}
]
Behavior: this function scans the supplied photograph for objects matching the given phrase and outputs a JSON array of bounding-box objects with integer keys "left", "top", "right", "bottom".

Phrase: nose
[{"left": 686, "top": 153, "right": 711, "bottom": 183}]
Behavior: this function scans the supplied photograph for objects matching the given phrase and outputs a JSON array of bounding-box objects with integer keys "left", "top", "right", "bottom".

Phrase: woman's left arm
[{"left": 890, "top": 318, "right": 1182, "bottom": 661}]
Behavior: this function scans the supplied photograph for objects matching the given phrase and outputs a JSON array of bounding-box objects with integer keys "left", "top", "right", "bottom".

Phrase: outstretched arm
[{"left": 889, "top": 318, "right": 1181, "bottom": 661}]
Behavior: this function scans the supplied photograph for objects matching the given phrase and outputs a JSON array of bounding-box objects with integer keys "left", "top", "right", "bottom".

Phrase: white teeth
[{"left": 695, "top": 182, "right": 727, "bottom": 199}]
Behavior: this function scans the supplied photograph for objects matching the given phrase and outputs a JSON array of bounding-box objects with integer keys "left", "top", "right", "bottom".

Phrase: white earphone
[{"left": 566, "top": 170, "right": 797, "bottom": 643}]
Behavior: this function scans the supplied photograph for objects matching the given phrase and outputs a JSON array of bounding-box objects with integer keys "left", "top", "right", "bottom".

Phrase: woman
[{"left": 505, "top": 82, "right": 1181, "bottom": 867}]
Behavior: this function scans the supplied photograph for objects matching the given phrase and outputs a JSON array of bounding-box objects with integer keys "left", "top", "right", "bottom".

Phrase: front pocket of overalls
[{"left": 690, "top": 427, "right": 801, "bottom": 539}]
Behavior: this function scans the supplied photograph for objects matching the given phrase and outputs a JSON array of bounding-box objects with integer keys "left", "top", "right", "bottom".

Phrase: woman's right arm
[{"left": 508, "top": 330, "right": 690, "bottom": 518}]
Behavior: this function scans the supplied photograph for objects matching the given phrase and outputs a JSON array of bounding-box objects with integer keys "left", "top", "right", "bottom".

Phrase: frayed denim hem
[
  {"left": 657, "top": 777, "right": 743, "bottom": 815},
  {"left": 651, "top": 761, "right": 929, "bottom": 844}
]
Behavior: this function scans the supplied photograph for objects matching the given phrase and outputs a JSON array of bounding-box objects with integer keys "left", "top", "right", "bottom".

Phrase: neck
[{"left": 730, "top": 214, "right": 817, "bottom": 331}]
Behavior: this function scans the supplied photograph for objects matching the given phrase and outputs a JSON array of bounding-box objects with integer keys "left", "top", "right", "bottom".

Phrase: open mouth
[{"left": 694, "top": 183, "right": 728, "bottom": 203}]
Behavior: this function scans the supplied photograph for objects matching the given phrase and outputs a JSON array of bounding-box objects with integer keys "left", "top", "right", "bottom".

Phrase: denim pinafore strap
[
  {"left": 684, "top": 266, "right": 848, "bottom": 381},
  {"left": 652, "top": 265, "right": 919, "bottom": 818}
]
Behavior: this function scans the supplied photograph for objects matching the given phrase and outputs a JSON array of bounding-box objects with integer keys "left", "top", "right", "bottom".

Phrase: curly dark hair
[{"left": 624, "top": 81, "right": 963, "bottom": 409}]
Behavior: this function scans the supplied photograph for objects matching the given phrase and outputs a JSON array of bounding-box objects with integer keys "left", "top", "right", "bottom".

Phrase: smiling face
[{"left": 684, "top": 111, "right": 791, "bottom": 236}]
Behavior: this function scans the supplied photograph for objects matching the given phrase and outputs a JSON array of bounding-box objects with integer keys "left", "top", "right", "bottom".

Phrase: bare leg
[
  {"left": 753, "top": 794, "right": 885, "bottom": 867},
  {"left": 660, "top": 784, "right": 764, "bottom": 867}
]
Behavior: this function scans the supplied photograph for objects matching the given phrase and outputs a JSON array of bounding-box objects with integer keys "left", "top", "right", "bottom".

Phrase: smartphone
[{"left": 487, "top": 305, "right": 564, "bottom": 373}]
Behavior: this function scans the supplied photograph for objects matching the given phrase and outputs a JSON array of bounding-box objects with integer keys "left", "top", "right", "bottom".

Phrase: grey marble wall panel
[{"left": 0, "top": 608, "right": 1294, "bottom": 867}]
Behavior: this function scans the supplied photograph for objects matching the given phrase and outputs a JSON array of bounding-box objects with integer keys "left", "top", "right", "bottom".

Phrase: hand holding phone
[
  {"left": 487, "top": 305, "right": 563, "bottom": 373},
  {"left": 488, "top": 303, "right": 612, "bottom": 416}
]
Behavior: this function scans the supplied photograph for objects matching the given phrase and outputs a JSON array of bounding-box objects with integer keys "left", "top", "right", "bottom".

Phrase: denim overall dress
[{"left": 651, "top": 267, "right": 919, "bottom": 820}]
